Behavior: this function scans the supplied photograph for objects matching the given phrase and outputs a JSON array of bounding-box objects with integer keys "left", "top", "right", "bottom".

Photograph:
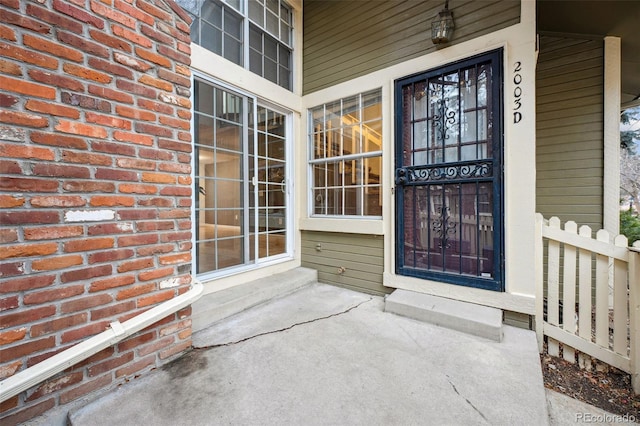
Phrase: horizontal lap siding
[
  {"left": 301, "top": 231, "right": 388, "bottom": 296},
  {"left": 536, "top": 36, "right": 604, "bottom": 230},
  {"left": 303, "top": 0, "right": 521, "bottom": 94}
]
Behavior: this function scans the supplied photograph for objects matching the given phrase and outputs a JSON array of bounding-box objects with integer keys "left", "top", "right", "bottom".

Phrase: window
[
  {"left": 194, "top": 78, "right": 291, "bottom": 276},
  {"left": 309, "top": 90, "right": 382, "bottom": 217},
  {"left": 178, "top": 0, "right": 293, "bottom": 90}
]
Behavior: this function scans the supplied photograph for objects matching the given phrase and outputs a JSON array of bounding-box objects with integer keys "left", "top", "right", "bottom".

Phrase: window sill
[{"left": 299, "top": 217, "right": 384, "bottom": 235}]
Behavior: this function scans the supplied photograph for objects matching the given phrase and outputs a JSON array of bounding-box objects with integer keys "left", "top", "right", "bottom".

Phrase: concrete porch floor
[{"left": 66, "top": 283, "right": 620, "bottom": 425}]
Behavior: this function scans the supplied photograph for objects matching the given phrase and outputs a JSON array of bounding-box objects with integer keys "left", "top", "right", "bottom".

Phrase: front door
[{"left": 394, "top": 50, "right": 503, "bottom": 291}]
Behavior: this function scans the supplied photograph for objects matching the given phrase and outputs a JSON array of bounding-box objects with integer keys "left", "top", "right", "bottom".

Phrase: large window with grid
[
  {"left": 309, "top": 90, "right": 382, "bottom": 217},
  {"left": 178, "top": 0, "right": 293, "bottom": 90}
]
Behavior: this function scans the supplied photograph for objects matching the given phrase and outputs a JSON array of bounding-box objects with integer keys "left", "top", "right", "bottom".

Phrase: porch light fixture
[{"left": 431, "top": 0, "right": 455, "bottom": 45}]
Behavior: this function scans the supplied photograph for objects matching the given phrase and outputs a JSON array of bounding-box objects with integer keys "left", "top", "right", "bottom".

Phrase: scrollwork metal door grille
[{"left": 394, "top": 50, "right": 503, "bottom": 291}]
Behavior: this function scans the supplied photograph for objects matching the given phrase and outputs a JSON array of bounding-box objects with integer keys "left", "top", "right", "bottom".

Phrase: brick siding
[{"left": 0, "top": 0, "right": 193, "bottom": 423}]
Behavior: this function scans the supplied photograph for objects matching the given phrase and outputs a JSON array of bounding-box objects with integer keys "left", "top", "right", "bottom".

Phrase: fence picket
[
  {"left": 547, "top": 217, "right": 561, "bottom": 357},
  {"left": 562, "top": 221, "right": 578, "bottom": 362},
  {"left": 595, "top": 229, "right": 610, "bottom": 347},
  {"left": 614, "top": 234, "right": 629, "bottom": 355},
  {"left": 578, "top": 225, "right": 593, "bottom": 343}
]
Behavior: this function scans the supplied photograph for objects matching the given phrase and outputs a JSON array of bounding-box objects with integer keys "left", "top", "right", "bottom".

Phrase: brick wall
[{"left": 0, "top": 0, "right": 193, "bottom": 423}]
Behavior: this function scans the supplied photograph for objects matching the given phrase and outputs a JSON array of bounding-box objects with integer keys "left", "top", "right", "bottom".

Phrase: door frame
[{"left": 393, "top": 49, "right": 505, "bottom": 292}]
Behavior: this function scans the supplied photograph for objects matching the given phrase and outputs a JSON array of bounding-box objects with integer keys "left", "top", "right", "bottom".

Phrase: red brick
[
  {"left": 62, "top": 91, "right": 112, "bottom": 112},
  {"left": 0, "top": 261, "right": 25, "bottom": 277},
  {"left": 30, "top": 195, "right": 86, "bottom": 208},
  {"left": 88, "top": 57, "right": 133, "bottom": 79},
  {"left": 63, "top": 62, "right": 112, "bottom": 83},
  {"left": 0, "top": 177, "right": 59, "bottom": 192},
  {"left": 55, "top": 119, "right": 108, "bottom": 138},
  {"left": 116, "top": 79, "right": 156, "bottom": 100},
  {"left": 30, "top": 131, "right": 87, "bottom": 149},
  {"left": 142, "top": 172, "right": 175, "bottom": 184},
  {"left": 117, "top": 330, "right": 155, "bottom": 352},
  {"left": 117, "top": 233, "right": 158, "bottom": 247},
  {"left": 0, "top": 336, "right": 55, "bottom": 361},
  {"left": 0, "top": 242, "right": 57, "bottom": 260},
  {"left": 116, "top": 283, "right": 155, "bottom": 301},
  {"left": 24, "top": 285, "right": 85, "bottom": 305},
  {"left": 0, "top": 296, "right": 19, "bottom": 312},
  {"left": 26, "top": 4, "right": 84, "bottom": 34},
  {"left": 23, "top": 33, "right": 83, "bottom": 62},
  {"left": 29, "top": 229, "right": 70, "bottom": 252},
  {"left": 135, "top": 122, "right": 172, "bottom": 137},
  {"left": 30, "top": 313, "right": 88, "bottom": 337},
  {"left": 159, "top": 319, "right": 191, "bottom": 337},
  {"left": 89, "top": 249, "right": 134, "bottom": 265},
  {"left": 114, "top": 0, "right": 155, "bottom": 25},
  {"left": 115, "top": 355, "right": 155, "bottom": 378},
  {"left": 160, "top": 186, "right": 191, "bottom": 196},
  {"left": 0, "top": 42, "right": 57, "bottom": 70},
  {"left": 117, "top": 209, "right": 157, "bottom": 220},
  {"left": 0, "top": 158, "right": 23, "bottom": 174},
  {"left": 89, "top": 29, "right": 132, "bottom": 53},
  {"left": 157, "top": 20, "right": 190, "bottom": 44},
  {"left": 136, "top": 244, "right": 173, "bottom": 257},
  {"left": 58, "top": 30, "right": 109, "bottom": 58},
  {"left": 118, "top": 183, "right": 157, "bottom": 194},
  {"left": 0, "top": 398, "right": 55, "bottom": 425},
  {"left": 0, "top": 58, "right": 21, "bottom": 76},
  {"left": 60, "top": 374, "right": 111, "bottom": 404},
  {"left": 139, "top": 147, "right": 173, "bottom": 161},
  {"left": 138, "top": 267, "right": 173, "bottom": 282},
  {"left": 75, "top": 346, "right": 114, "bottom": 369},
  {"left": 32, "top": 255, "right": 83, "bottom": 272},
  {"left": 0, "top": 194, "right": 24, "bottom": 208},
  {"left": 135, "top": 47, "right": 171, "bottom": 68},
  {"left": 88, "top": 195, "right": 134, "bottom": 207},
  {"left": 139, "top": 74, "right": 172, "bottom": 92},
  {"left": 167, "top": 0, "right": 192, "bottom": 25},
  {"left": 158, "top": 138, "right": 191, "bottom": 153},
  {"left": 86, "top": 222, "right": 134, "bottom": 236},
  {"left": 0, "top": 229, "right": 18, "bottom": 243},
  {"left": 0, "top": 142, "right": 54, "bottom": 160},
  {"left": 160, "top": 339, "right": 191, "bottom": 360},
  {"left": 29, "top": 69, "right": 84, "bottom": 92},
  {"left": 112, "top": 130, "right": 153, "bottom": 146},
  {"left": 61, "top": 321, "right": 109, "bottom": 344},
  {"left": 0, "top": 275, "right": 55, "bottom": 293},
  {"left": 91, "top": 300, "right": 136, "bottom": 321},
  {"left": 157, "top": 44, "right": 190, "bottom": 67},
  {"left": 115, "top": 105, "right": 155, "bottom": 122},
  {"left": 0, "top": 24, "right": 17, "bottom": 42},
  {"left": 62, "top": 180, "right": 115, "bottom": 193},
  {"left": 64, "top": 237, "right": 114, "bottom": 253},
  {"left": 61, "top": 293, "right": 112, "bottom": 313},
  {"left": 117, "top": 258, "right": 154, "bottom": 273},
  {"left": 27, "top": 372, "right": 83, "bottom": 402},
  {"left": 0, "top": 360, "right": 22, "bottom": 380},
  {"left": 87, "top": 351, "right": 134, "bottom": 377},
  {"left": 95, "top": 168, "right": 138, "bottom": 181},
  {"left": 136, "top": 0, "right": 172, "bottom": 22},
  {"left": 0, "top": 110, "right": 48, "bottom": 128},
  {"left": 60, "top": 264, "right": 112, "bottom": 283},
  {"left": 137, "top": 335, "right": 173, "bottom": 356},
  {"left": 177, "top": 108, "right": 192, "bottom": 120},
  {"left": 113, "top": 52, "right": 152, "bottom": 73},
  {"left": 116, "top": 158, "right": 156, "bottom": 170},
  {"left": 112, "top": 24, "right": 152, "bottom": 48},
  {"left": 91, "top": 140, "right": 136, "bottom": 157},
  {"left": 62, "top": 150, "right": 112, "bottom": 166},
  {"left": 53, "top": 0, "right": 105, "bottom": 30},
  {"left": 159, "top": 253, "right": 191, "bottom": 265},
  {"left": 157, "top": 68, "right": 191, "bottom": 89},
  {"left": 140, "top": 24, "right": 173, "bottom": 46},
  {"left": 33, "top": 163, "right": 90, "bottom": 178},
  {"left": 1, "top": 9, "right": 50, "bottom": 34},
  {"left": 138, "top": 197, "right": 173, "bottom": 207},
  {"left": 138, "top": 98, "right": 173, "bottom": 115},
  {"left": 89, "top": 84, "right": 133, "bottom": 104},
  {"left": 0, "top": 93, "right": 19, "bottom": 107},
  {"left": 25, "top": 100, "right": 80, "bottom": 119},
  {"left": 138, "top": 290, "right": 174, "bottom": 308},
  {"left": 86, "top": 111, "right": 131, "bottom": 130},
  {"left": 91, "top": 0, "right": 136, "bottom": 28},
  {"left": 89, "top": 274, "right": 135, "bottom": 292}
]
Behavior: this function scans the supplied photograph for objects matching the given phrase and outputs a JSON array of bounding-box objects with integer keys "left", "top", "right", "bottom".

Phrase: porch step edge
[
  {"left": 384, "top": 290, "right": 503, "bottom": 342},
  {"left": 191, "top": 267, "right": 317, "bottom": 332}
]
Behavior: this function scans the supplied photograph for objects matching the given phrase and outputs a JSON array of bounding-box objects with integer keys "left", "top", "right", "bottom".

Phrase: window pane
[
  {"left": 202, "top": 1, "right": 222, "bottom": 26},
  {"left": 266, "top": 10, "right": 278, "bottom": 37},
  {"left": 224, "top": 35, "right": 242, "bottom": 65},
  {"left": 196, "top": 114, "right": 215, "bottom": 147},
  {"left": 224, "top": 9, "right": 242, "bottom": 39},
  {"left": 249, "top": 0, "right": 263, "bottom": 25},
  {"left": 201, "top": 22, "right": 222, "bottom": 55}
]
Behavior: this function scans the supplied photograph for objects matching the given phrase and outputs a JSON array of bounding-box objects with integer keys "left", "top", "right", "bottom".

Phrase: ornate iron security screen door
[{"left": 394, "top": 50, "right": 503, "bottom": 291}]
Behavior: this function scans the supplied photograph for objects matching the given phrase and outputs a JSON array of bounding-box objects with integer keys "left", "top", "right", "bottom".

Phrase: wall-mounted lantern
[{"left": 431, "top": 0, "right": 455, "bottom": 45}]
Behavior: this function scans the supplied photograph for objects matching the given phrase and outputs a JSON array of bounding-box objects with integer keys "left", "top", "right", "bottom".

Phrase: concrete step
[
  {"left": 191, "top": 267, "right": 317, "bottom": 332},
  {"left": 384, "top": 290, "right": 503, "bottom": 342}
]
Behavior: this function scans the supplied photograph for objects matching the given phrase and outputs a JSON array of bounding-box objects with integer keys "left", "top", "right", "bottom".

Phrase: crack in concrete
[
  {"left": 195, "top": 297, "right": 373, "bottom": 350},
  {"left": 446, "top": 375, "right": 489, "bottom": 423}
]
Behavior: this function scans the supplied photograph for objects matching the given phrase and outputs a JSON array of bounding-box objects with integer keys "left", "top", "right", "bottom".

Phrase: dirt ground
[{"left": 541, "top": 351, "right": 640, "bottom": 418}]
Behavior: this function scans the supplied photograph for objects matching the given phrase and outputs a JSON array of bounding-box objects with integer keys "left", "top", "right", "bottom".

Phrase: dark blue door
[{"left": 394, "top": 50, "right": 504, "bottom": 291}]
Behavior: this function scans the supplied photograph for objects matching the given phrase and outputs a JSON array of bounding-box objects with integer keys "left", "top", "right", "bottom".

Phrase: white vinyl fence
[{"left": 534, "top": 214, "right": 640, "bottom": 392}]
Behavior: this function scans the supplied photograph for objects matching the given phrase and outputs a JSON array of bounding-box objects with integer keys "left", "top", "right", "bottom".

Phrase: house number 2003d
[{"left": 513, "top": 61, "right": 523, "bottom": 123}]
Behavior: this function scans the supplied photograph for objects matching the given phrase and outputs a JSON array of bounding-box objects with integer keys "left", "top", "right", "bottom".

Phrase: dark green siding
[
  {"left": 301, "top": 231, "right": 388, "bottom": 295},
  {"left": 536, "top": 36, "right": 604, "bottom": 230},
  {"left": 303, "top": 0, "right": 521, "bottom": 94}
]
